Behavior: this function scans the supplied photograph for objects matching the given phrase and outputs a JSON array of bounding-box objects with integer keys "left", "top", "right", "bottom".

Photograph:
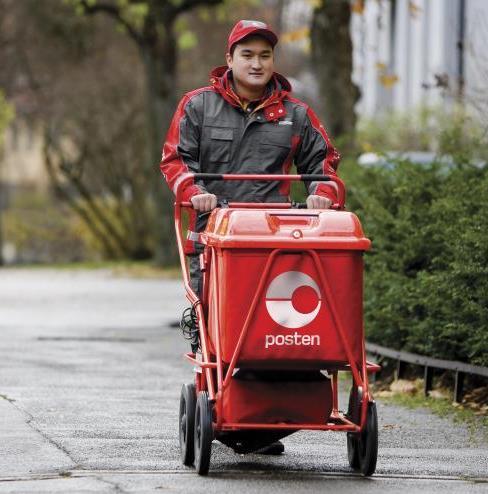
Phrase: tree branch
[
  {"left": 43, "top": 137, "right": 120, "bottom": 258},
  {"left": 79, "top": 0, "right": 143, "bottom": 44},
  {"left": 171, "top": 0, "right": 224, "bottom": 18},
  {"left": 45, "top": 127, "right": 132, "bottom": 255}
]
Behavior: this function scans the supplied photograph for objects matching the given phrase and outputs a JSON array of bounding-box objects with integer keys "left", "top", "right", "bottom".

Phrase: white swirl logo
[{"left": 265, "top": 271, "right": 322, "bottom": 329}]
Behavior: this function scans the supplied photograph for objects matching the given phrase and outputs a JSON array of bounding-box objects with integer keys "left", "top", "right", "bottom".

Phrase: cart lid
[{"left": 202, "top": 209, "right": 371, "bottom": 250}]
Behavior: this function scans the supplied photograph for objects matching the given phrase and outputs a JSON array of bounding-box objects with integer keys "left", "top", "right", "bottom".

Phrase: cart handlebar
[
  {"left": 174, "top": 173, "right": 346, "bottom": 210},
  {"left": 180, "top": 201, "right": 310, "bottom": 209}
]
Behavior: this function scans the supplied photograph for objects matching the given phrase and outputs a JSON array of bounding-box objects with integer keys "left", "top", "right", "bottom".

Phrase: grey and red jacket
[{"left": 160, "top": 66, "right": 341, "bottom": 251}]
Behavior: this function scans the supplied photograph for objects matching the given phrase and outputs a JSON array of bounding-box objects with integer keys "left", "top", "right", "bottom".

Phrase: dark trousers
[{"left": 188, "top": 254, "right": 202, "bottom": 297}]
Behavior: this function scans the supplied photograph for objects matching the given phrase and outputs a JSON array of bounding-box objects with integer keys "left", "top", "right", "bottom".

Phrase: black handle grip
[
  {"left": 194, "top": 173, "right": 224, "bottom": 181},
  {"left": 192, "top": 173, "right": 331, "bottom": 181},
  {"left": 299, "top": 175, "right": 331, "bottom": 182}
]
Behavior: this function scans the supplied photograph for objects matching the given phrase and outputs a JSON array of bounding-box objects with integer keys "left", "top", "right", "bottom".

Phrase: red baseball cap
[{"left": 227, "top": 20, "right": 278, "bottom": 53}]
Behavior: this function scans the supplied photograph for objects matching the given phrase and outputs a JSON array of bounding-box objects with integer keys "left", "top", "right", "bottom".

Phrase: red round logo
[{"left": 265, "top": 271, "right": 322, "bottom": 329}]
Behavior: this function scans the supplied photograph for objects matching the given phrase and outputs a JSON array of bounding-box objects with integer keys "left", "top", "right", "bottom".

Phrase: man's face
[{"left": 226, "top": 36, "right": 274, "bottom": 93}]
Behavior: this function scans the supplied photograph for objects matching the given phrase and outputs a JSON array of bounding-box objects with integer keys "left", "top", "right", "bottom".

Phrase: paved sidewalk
[{"left": 0, "top": 269, "right": 486, "bottom": 493}]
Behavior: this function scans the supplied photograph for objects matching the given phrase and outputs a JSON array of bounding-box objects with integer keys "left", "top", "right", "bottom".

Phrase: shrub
[{"left": 341, "top": 160, "right": 488, "bottom": 366}]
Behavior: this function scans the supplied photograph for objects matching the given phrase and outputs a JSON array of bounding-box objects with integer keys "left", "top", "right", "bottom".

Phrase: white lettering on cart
[{"left": 265, "top": 332, "right": 320, "bottom": 349}]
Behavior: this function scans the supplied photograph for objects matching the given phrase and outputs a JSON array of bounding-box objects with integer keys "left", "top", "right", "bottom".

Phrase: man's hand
[
  {"left": 306, "top": 195, "right": 333, "bottom": 209},
  {"left": 190, "top": 193, "right": 218, "bottom": 212}
]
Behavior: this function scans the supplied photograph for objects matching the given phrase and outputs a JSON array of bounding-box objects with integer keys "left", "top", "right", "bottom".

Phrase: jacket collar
[{"left": 209, "top": 66, "right": 291, "bottom": 121}]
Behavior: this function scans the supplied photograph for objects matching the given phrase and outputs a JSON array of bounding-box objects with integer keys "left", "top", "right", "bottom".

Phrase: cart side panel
[
  {"left": 222, "top": 374, "right": 333, "bottom": 424},
  {"left": 208, "top": 249, "right": 364, "bottom": 367}
]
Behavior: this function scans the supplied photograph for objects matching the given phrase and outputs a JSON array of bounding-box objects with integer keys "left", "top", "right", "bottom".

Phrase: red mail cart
[{"left": 174, "top": 174, "right": 380, "bottom": 476}]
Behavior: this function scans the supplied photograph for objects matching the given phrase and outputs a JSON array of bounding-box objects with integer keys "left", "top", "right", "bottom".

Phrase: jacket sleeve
[
  {"left": 294, "top": 106, "right": 341, "bottom": 203},
  {"left": 160, "top": 93, "right": 208, "bottom": 202}
]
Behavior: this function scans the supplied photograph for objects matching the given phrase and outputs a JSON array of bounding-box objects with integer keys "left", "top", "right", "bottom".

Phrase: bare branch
[
  {"left": 43, "top": 137, "right": 120, "bottom": 258},
  {"left": 172, "top": 0, "right": 224, "bottom": 17},
  {"left": 44, "top": 126, "right": 132, "bottom": 255},
  {"left": 79, "top": 0, "right": 143, "bottom": 44}
]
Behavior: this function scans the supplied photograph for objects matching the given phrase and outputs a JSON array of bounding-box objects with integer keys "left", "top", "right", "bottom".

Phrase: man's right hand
[{"left": 190, "top": 193, "right": 218, "bottom": 212}]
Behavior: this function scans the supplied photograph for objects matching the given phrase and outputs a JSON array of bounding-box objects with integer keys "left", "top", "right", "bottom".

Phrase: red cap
[{"left": 227, "top": 20, "right": 278, "bottom": 53}]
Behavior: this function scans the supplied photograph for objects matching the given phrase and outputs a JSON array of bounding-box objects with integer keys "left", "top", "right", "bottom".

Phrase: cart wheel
[
  {"left": 194, "top": 391, "right": 213, "bottom": 475},
  {"left": 346, "top": 386, "right": 362, "bottom": 470},
  {"left": 179, "top": 383, "right": 196, "bottom": 466},
  {"left": 347, "top": 432, "right": 360, "bottom": 470},
  {"left": 358, "top": 402, "right": 378, "bottom": 476}
]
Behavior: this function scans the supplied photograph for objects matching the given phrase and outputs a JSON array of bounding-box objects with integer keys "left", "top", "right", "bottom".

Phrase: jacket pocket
[
  {"left": 209, "top": 127, "right": 234, "bottom": 163},
  {"left": 257, "top": 129, "right": 292, "bottom": 169},
  {"left": 260, "top": 124, "right": 292, "bottom": 146}
]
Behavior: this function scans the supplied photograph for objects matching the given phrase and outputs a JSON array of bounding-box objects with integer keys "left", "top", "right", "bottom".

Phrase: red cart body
[
  {"left": 205, "top": 209, "right": 369, "bottom": 368},
  {"left": 174, "top": 174, "right": 380, "bottom": 476},
  {"left": 221, "top": 375, "right": 333, "bottom": 425}
]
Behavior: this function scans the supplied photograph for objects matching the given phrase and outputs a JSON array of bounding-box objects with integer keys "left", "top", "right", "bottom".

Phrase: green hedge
[{"left": 342, "top": 160, "right": 488, "bottom": 367}]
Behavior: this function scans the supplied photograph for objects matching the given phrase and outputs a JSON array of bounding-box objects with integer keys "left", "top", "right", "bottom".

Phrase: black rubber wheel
[
  {"left": 347, "top": 432, "right": 360, "bottom": 470},
  {"left": 346, "top": 386, "right": 362, "bottom": 470},
  {"left": 358, "top": 402, "right": 378, "bottom": 476},
  {"left": 194, "top": 391, "right": 214, "bottom": 475},
  {"left": 179, "top": 383, "right": 196, "bottom": 466}
]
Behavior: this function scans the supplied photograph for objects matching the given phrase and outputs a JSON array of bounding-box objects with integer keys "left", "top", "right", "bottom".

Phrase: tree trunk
[
  {"left": 311, "top": 0, "right": 359, "bottom": 148},
  {"left": 141, "top": 23, "right": 179, "bottom": 265}
]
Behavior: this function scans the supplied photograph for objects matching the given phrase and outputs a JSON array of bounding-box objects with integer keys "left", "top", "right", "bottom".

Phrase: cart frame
[{"left": 174, "top": 173, "right": 379, "bottom": 437}]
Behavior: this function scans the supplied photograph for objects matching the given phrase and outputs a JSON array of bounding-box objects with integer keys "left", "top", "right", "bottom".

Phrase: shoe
[{"left": 255, "top": 440, "right": 285, "bottom": 455}]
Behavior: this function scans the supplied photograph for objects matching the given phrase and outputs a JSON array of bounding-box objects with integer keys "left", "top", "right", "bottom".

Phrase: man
[
  {"left": 161, "top": 19, "right": 341, "bottom": 296},
  {"left": 160, "top": 20, "right": 342, "bottom": 454}
]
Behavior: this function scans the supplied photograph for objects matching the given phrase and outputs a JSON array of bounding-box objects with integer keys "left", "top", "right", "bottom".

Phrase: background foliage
[
  {"left": 341, "top": 159, "right": 487, "bottom": 366},
  {"left": 0, "top": 89, "right": 14, "bottom": 150}
]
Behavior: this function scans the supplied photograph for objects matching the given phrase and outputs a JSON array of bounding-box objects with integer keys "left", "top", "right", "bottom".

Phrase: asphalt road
[{"left": 0, "top": 269, "right": 486, "bottom": 493}]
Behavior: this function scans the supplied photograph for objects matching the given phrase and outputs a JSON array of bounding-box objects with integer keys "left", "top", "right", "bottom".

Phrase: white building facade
[
  {"left": 351, "top": 0, "right": 488, "bottom": 119},
  {"left": 280, "top": 0, "right": 488, "bottom": 121}
]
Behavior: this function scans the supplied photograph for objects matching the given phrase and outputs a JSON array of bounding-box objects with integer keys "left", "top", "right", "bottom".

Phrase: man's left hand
[{"left": 306, "top": 195, "right": 333, "bottom": 209}]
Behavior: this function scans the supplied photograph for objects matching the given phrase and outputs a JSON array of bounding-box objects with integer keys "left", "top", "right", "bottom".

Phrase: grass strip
[
  {"left": 378, "top": 391, "right": 488, "bottom": 443},
  {"left": 2, "top": 261, "right": 182, "bottom": 279}
]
